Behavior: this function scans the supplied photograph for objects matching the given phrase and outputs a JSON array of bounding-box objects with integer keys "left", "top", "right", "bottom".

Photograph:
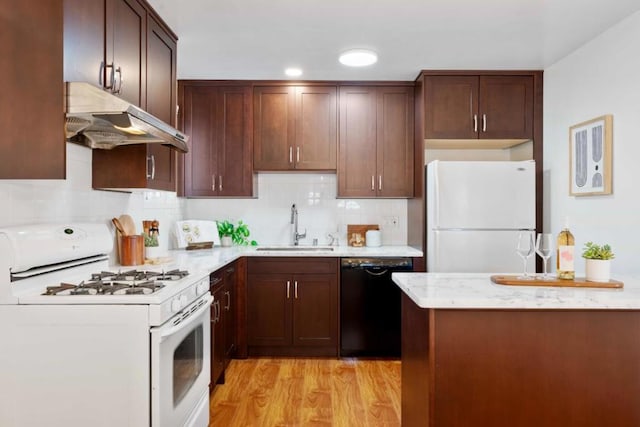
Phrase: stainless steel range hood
[{"left": 65, "top": 82, "right": 188, "bottom": 153}]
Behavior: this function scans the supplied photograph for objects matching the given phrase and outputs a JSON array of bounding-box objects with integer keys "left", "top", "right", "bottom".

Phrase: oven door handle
[{"left": 154, "top": 294, "right": 213, "bottom": 340}]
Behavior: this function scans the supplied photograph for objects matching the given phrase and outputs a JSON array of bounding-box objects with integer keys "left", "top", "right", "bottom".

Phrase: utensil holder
[{"left": 120, "top": 235, "right": 144, "bottom": 266}]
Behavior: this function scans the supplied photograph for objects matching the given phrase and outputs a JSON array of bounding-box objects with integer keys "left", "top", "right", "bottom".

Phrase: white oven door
[{"left": 151, "top": 293, "right": 212, "bottom": 427}]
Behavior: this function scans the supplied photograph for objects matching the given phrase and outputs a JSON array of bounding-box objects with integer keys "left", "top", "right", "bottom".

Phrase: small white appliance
[
  {"left": 426, "top": 160, "right": 536, "bottom": 273},
  {"left": 0, "top": 223, "right": 211, "bottom": 427}
]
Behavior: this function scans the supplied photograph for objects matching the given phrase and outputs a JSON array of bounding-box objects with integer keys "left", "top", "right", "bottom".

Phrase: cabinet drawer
[{"left": 248, "top": 257, "right": 338, "bottom": 275}]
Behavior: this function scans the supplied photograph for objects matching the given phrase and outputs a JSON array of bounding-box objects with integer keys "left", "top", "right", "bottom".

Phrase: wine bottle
[{"left": 556, "top": 223, "right": 575, "bottom": 280}]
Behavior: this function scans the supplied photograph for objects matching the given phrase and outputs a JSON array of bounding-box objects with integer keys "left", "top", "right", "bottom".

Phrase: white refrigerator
[{"left": 426, "top": 160, "right": 536, "bottom": 273}]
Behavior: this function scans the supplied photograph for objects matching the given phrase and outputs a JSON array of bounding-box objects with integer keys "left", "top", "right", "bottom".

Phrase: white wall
[
  {"left": 544, "top": 10, "right": 640, "bottom": 274},
  {"left": 0, "top": 143, "right": 185, "bottom": 260},
  {"left": 186, "top": 174, "right": 408, "bottom": 247}
]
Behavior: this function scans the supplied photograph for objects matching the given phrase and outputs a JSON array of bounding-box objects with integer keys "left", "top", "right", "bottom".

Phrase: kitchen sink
[{"left": 256, "top": 246, "right": 334, "bottom": 252}]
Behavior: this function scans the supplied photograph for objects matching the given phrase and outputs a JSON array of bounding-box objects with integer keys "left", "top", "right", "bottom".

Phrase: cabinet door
[
  {"left": 181, "top": 85, "right": 218, "bottom": 196},
  {"left": 377, "top": 86, "right": 414, "bottom": 197},
  {"left": 106, "top": 0, "right": 146, "bottom": 107},
  {"left": 211, "top": 281, "right": 226, "bottom": 385},
  {"left": 217, "top": 86, "right": 254, "bottom": 196},
  {"left": 223, "top": 264, "right": 237, "bottom": 364},
  {"left": 1, "top": 0, "right": 64, "bottom": 179},
  {"left": 253, "top": 86, "right": 295, "bottom": 170},
  {"left": 63, "top": 0, "right": 104, "bottom": 87},
  {"left": 247, "top": 274, "right": 292, "bottom": 347},
  {"left": 295, "top": 86, "right": 337, "bottom": 170},
  {"left": 145, "top": 15, "right": 177, "bottom": 191},
  {"left": 424, "top": 75, "right": 479, "bottom": 139},
  {"left": 479, "top": 75, "right": 533, "bottom": 140},
  {"left": 292, "top": 274, "right": 338, "bottom": 347},
  {"left": 338, "top": 86, "right": 377, "bottom": 197}
]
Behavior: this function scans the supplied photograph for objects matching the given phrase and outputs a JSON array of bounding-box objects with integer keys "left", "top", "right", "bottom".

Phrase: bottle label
[{"left": 558, "top": 245, "right": 574, "bottom": 271}]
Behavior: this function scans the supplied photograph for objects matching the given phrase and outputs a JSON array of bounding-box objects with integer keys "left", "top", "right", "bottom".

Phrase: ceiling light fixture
[
  {"left": 285, "top": 67, "right": 303, "bottom": 77},
  {"left": 338, "top": 49, "right": 378, "bottom": 67}
]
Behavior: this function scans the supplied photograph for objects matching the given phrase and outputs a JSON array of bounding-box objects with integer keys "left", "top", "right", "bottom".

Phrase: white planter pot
[
  {"left": 145, "top": 246, "right": 163, "bottom": 260},
  {"left": 585, "top": 259, "right": 611, "bottom": 282},
  {"left": 221, "top": 236, "right": 233, "bottom": 247}
]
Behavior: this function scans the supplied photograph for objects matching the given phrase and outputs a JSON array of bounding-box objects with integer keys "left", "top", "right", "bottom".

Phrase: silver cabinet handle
[
  {"left": 378, "top": 175, "right": 382, "bottom": 191},
  {"left": 114, "top": 66, "right": 122, "bottom": 94},
  {"left": 294, "top": 281, "right": 298, "bottom": 299},
  {"left": 482, "top": 114, "right": 487, "bottom": 132},
  {"left": 224, "top": 290, "right": 230, "bottom": 311},
  {"left": 289, "top": 147, "right": 293, "bottom": 164},
  {"left": 146, "top": 155, "right": 155, "bottom": 180},
  {"left": 211, "top": 175, "right": 216, "bottom": 191},
  {"left": 296, "top": 147, "right": 300, "bottom": 163},
  {"left": 286, "top": 280, "right": 290, "bottom": 299},
  {"left": 473, "top": 114, "right": 478, "bottom": 132},
  {"left": 219, "top": 175, "right": 223, "bottom": 191},
  {"left": 371, "top": 176, "right": 375, "bottom": 191},
  {"left": 103, "top": 62, "right": 115, "bottom": 90}
]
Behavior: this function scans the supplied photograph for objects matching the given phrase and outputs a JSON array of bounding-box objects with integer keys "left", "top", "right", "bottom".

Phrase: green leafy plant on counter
[
  {"left": 216, "top": 220, "right": 258, "bottom": 246},
  {"left": 143, "top": 232, "right": 159, "bottom": 247},
  {"left": 581, "top": 242, "right": 614, "bottom": 260}
]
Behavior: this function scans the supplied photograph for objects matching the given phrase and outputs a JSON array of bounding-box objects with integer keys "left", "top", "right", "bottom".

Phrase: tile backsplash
[
  {"left": 1, "top": 143, "right": 408, "bottom": 256},
  {"left": 186, "top": 174, "right": 408, "bottom": 247}
]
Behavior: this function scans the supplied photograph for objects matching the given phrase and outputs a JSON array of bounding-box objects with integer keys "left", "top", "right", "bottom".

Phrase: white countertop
[
  {"left": 155, "top": 245, "right": 423, "bottom": 278},
  {"left": 392, "top": 272, "right": 640, "bottom": 310}
]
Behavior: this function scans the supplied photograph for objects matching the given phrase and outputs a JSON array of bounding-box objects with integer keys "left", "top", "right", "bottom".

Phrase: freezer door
[
  {"left": 427, "top": 160, "right": 535, "bottom": 229},
  {"left": 427, "top": 229, "right": 536, "bottom": 273}
]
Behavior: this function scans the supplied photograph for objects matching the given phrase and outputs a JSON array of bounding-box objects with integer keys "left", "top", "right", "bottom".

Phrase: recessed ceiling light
[
  {"left": 339, "top": 49, "right": 378, "bottom": 67},
  {"left": 285, "top": 67, "right": 303, "bottom": 77}
]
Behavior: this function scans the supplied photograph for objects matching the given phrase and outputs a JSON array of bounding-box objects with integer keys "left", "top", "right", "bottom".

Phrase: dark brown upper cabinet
[
  {"left": 253, "top": 85, "right": 337, "bottom": 171},
  {"left": 338, "top": 85, "right": 414, "bottom": 198},
  {"left": 2, "top": 0, "right": 65, "bottom": 179},
  {"left": 64, "top": 0, "right": 180, "bottom": 191},
  {"left": 424, "top": 74, "right": 534, "bottom": 140},
  {"left": 179, "top": 82, "right": 254, "bottom": 197}
]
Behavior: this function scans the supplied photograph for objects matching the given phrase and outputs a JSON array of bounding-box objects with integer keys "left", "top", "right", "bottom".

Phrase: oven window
[{"left": 173, "top": 324, "right": 204, "bottom": 407}]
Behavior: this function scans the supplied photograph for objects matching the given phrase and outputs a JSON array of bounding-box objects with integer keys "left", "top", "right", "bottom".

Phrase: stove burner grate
[{"left": 43, "top": 280, "right": 165, "bottom": 296}]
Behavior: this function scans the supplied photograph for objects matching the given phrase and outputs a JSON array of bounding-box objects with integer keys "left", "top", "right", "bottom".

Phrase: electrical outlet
[{"left": 384, "top": 216, "right": 399, "bottom": 228}]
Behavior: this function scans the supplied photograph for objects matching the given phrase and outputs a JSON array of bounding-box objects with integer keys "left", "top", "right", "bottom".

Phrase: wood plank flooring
[{"left": 210, "top": 358, "right": 401, "bottom": 426}]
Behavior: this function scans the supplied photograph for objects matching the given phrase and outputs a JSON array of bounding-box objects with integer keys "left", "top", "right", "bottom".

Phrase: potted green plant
[
  {"left": 143, "top": 232, "right": 162, "bottom": 259},
  {"left": 216, "top": 220, "right": 257, "bottom": 247},
  {"left": 582, "top": 242, "right": 614, "bottom": 282}
]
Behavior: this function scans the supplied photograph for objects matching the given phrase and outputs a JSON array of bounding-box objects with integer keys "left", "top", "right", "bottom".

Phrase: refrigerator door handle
[{"left": 433, "top": 162, "right": 440, "bottom": 227}]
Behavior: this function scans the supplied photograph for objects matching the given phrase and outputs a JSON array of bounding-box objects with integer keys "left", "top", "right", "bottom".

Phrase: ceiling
[{"left": 148, "top": 0, "right": 640, "bottom": 81}]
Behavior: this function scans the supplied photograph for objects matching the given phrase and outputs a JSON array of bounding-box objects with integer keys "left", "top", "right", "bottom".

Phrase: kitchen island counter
[
  {"left": 392, "top": 272, "right": 640, "bottom": 309},
  {"left": 394, "top": 272, "right": 640, "bottom": 427}
]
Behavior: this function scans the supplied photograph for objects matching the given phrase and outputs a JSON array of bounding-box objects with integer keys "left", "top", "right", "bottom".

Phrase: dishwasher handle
[{"left": 364, "top": 268, "right": 389, "bottom": 276}]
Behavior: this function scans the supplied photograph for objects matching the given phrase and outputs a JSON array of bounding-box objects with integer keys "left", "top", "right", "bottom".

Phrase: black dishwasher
[{"left": 340, "top": 257, "right": 413, "bottom": 358}]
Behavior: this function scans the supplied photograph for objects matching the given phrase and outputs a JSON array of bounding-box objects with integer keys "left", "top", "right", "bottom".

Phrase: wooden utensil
[
  {"left": 119, "top": 214, "right": 136, "bottom": 236},
  {"left": 112, "top": 217, "right": 127, "bottom": 236}
]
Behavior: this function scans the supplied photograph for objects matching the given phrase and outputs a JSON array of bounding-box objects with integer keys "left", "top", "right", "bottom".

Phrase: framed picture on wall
[{"left": 569, "top": 115, "right": 613, "bottom": 196}]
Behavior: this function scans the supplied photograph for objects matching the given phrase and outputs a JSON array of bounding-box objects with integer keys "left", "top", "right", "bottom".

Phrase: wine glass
[
  {"left": 535, "top": 233, "right": 554, "bottom": 280},
  {"left": 516, "top": 231, "right": 535, "bottom": 280}
]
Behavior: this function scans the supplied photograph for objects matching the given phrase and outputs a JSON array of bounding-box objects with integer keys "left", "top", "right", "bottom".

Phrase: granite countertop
[
  {"left": 392, "top": 272, "right": 640, "bottom": 310},
  {"left": 156, "top": 245, "right": 423, "bottom": 278}
]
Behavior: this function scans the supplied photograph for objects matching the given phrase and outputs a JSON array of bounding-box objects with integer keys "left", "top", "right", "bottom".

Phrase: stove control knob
[
  {"left": 180, "top": 295, "right": 188, "bottom": 307},
  {"left": 171, "top": 298, "right": 182, "bottom": 313},
  {"left": 196, "top": 281, "right": 208, "bottom": 295}
]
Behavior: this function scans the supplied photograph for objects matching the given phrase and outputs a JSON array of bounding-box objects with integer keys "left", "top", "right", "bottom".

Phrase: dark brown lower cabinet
[
  {"left": 247, "top": 257, "right": 338, "bottom": 357},
  {"left": 209, "top": 261, "right": 238, "bottom": 389}
]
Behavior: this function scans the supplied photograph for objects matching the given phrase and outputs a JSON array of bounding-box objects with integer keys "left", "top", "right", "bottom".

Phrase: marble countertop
[
  {"left": 392, "top": 272, "right": 640, "bottom": 310},
  {"left": 150, "top": 245, "right": 423, "bottom": 278}
]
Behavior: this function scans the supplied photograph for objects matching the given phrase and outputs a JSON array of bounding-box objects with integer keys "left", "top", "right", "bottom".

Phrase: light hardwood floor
[{"left": 210, "top": 358, "right": 401, "bottom": 426}]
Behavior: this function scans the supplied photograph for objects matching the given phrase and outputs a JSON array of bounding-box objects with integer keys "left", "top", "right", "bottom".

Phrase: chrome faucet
[{"left": 290, "top": 204, "right": 306, "bottom": 246}]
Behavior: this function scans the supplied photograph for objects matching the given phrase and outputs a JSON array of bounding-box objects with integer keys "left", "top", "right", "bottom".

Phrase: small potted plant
[
  {"left": 582, "top": 242, "right": 614, "bottom": 282},
  {"left": 216, "top": 220, "right": 257, "bottom": 247},
  {"left": 143, "top": 233, "right": 162, "bottom": 259}
]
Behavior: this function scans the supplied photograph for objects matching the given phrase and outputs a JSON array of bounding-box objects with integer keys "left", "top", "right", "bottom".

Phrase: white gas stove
[{"left": 0, "top": 223, "right": 211, "bottom": 427}]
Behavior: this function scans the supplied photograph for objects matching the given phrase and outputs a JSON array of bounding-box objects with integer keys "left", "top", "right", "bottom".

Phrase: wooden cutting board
[{"left": 491, "top": 275, "right": 624, "bottom": 289}]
